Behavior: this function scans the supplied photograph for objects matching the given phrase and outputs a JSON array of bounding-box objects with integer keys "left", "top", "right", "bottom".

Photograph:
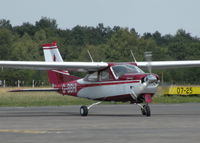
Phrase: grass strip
[{"left": 0, "top": 87, "right": 200, "bottom": 107}]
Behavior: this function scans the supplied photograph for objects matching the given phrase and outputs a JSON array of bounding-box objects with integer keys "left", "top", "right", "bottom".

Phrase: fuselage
[{"left": 55, "top": 63, "right": 159, "bottom": 103}]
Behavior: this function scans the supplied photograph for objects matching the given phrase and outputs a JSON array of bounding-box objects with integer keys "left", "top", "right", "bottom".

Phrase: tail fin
[
  {"left": 42, "top": 42, "right": 80, "bottom": 85},
  {"left": 42, "top": 41, "right": 63, "bottom": 62}
]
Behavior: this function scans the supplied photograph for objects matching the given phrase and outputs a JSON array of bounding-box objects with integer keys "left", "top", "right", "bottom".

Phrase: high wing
[
  {"left": 1, "top": 60, "right": 200, "bottom": 71},
  {"left": 0, "top": 61, "right": 108, "bottom": 72},
  {"left": 137, "top": 60, "right": 200, "bottom": 69}
]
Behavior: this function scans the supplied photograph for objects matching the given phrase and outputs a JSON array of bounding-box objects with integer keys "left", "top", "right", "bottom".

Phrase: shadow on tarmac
[{"left": 0, "top": 111, "right": 144, "bottom": 117}]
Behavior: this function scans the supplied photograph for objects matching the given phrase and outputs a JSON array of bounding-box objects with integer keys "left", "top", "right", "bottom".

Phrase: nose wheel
[{"left": 141, "top": 104, "right": 151, "bottom": 117}]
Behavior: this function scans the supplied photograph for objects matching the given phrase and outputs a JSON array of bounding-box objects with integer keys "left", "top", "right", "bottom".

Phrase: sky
[{"left": 0, "top": 0, "right": 200, "bottom": 37}]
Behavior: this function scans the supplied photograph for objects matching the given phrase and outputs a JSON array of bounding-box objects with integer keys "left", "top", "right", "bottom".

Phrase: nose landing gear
[
  {"left": 139, "top": 94, "right": 152, "bottom": 117},
  {"left": 140, "top": 104, "right": 151, "bottom": 117}
]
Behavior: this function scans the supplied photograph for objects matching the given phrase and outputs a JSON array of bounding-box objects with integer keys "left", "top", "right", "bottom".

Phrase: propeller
[
  {"left": 143, "top": 51, "right": 159, "bottom": 86},
  {"left": 144, "top": 51, "right": 152, "bottom": 74}
]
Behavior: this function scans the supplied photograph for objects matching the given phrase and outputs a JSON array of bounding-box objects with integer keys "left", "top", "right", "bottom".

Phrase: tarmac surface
[{"left": 0, "top": 104, "right": 200, "bottom": 143}]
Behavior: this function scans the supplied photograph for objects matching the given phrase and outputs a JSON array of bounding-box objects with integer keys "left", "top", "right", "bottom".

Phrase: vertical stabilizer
[
  {"left": 42, "top": 42, "right": 63, "bottom": 62},
  {"left": 42, "top": 42, "right": 80, "bottom": 85}
]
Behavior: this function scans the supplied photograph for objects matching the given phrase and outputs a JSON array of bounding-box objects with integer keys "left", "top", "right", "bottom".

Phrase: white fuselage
[{"left": 76, "top": 79, "right": 158, "bottom": 100}]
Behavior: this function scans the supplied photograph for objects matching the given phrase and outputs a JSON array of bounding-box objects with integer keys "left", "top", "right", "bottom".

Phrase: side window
[
  {"left": 84, "top": 69, "right": 114, "bottom": 82},
  {"left": 99, "top": 69, "right": 113, "bottom": 81},
  {"left": 86, "top": 72, "right": 98, "bottom": 81}
]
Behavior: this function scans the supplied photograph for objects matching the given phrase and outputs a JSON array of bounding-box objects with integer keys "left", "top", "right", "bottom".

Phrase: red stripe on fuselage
[{"left": 79, "top": 80, "right": 140, "bottom": 88}]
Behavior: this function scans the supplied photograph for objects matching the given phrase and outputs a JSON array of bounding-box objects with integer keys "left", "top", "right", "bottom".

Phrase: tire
[
  {"left": 144, "top": 105, "right": 151, "bottom": 117},
  {"left": 80, "top": 106, "right": 88, "bottom": 116}
]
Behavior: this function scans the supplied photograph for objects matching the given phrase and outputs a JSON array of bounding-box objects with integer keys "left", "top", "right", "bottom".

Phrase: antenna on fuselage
[
  {"left": 130, "top": 50, "right": 137, "bottom": 63},
  {"left": 87, "top": 50, "right": 94, "bottom": 62}
]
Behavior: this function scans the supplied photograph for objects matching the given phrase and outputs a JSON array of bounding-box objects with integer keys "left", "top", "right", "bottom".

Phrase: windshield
[{"left": 112, "top": 64, "right": 144, "bottom": 78}]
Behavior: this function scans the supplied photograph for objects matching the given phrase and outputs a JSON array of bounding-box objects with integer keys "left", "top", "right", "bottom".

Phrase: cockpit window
[{"left": 112, "top": 64, "right": 144, "bottom": 78}]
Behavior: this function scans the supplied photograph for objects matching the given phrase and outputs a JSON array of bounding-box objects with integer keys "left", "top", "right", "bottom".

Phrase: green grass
[
  {"left": 153, "top": 86, "right": 200, "bottom": 103},
  {"left": 0, "top": 87, "right": 95, "bottom": 107},
  {"left": 153, "top": 95, "right": 200, "bottom": 104},
  {"left": 0, "top": 87, "right": 200, "bottom": 107}
]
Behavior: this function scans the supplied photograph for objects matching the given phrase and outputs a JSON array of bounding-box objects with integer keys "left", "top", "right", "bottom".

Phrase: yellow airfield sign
[{"left": 163, "top": 86, "right": 200, "bottom": 95}]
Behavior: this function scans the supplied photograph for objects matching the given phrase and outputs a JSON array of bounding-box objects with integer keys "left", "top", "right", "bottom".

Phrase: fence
[{"left": 0, "top": 80, "right": 50, "bottom": 88}]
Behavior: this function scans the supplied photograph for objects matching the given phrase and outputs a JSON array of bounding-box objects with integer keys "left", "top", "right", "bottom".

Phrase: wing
[
  {"left": 0, "top": 61, "right": 108, "bottom": 72},
  {"left": 2, "top": 60, "right": 200, "bottom": 71},
  {"left": 137, "top": 60, "right": 200, "bottom": 69}
]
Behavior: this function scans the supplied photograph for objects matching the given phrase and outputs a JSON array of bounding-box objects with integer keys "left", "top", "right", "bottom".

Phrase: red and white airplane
[{"left": 1, "top": 42, "right": 200, "bottom": 117}]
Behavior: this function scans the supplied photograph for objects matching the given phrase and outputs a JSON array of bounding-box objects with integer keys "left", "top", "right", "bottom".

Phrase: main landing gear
[
  {"left": 80, "top": 105, "right": 88, "bottom": 116},
  {"left": 138, "top": 103, "right": 151, "bottom": 117},
  {"left": 80, "top": 102, "right": 102, "bottom": 116}
]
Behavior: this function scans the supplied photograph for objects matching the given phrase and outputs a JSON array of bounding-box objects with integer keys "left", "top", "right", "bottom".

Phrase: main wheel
[{"left": 80, "top": 106, "right": 88, "bottom": 116}]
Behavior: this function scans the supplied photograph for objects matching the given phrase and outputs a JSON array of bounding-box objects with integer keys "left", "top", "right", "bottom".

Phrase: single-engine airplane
[{"left": 1, "top": 42, "right": 200, "bottom": 116}]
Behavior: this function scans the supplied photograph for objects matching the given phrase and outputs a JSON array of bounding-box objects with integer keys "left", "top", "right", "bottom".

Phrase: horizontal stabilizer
[{"left": 9, "top": 88, "right": 59, "bottom": 92}]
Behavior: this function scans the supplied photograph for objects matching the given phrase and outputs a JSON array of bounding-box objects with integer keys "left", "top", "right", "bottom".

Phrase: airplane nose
[
  {"left": 144, "top": 74, "right": 157, "bottom": 82},
  {"left": 143, "top": 74, "right": 159, "bottom": 86}
]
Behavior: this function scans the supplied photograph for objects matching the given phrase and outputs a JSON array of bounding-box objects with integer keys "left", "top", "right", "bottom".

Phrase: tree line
[{"left": 1, "top": 17, "right": 200, "bottom": 86}]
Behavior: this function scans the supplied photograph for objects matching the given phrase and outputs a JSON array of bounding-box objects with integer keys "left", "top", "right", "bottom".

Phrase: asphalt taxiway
[{"left": 0, "top": 104, "right": 200, "bottom": 143}]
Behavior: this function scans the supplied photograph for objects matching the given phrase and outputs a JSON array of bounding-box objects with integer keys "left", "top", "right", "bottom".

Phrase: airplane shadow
[
  {"left": 0, "top": 112, "right": 79, "bottom": 117},
  {"left": 152, "top": 113, "right": 200, "bottom": 117},
  {"left": 1, "top": 111, "right": 199, "bottom": 118},
  {"left": 89, "top": 114, "right": 141, "bottom": 117},
  {"left": 0, "top": 111, "right": 143, "bottom": 118}
]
